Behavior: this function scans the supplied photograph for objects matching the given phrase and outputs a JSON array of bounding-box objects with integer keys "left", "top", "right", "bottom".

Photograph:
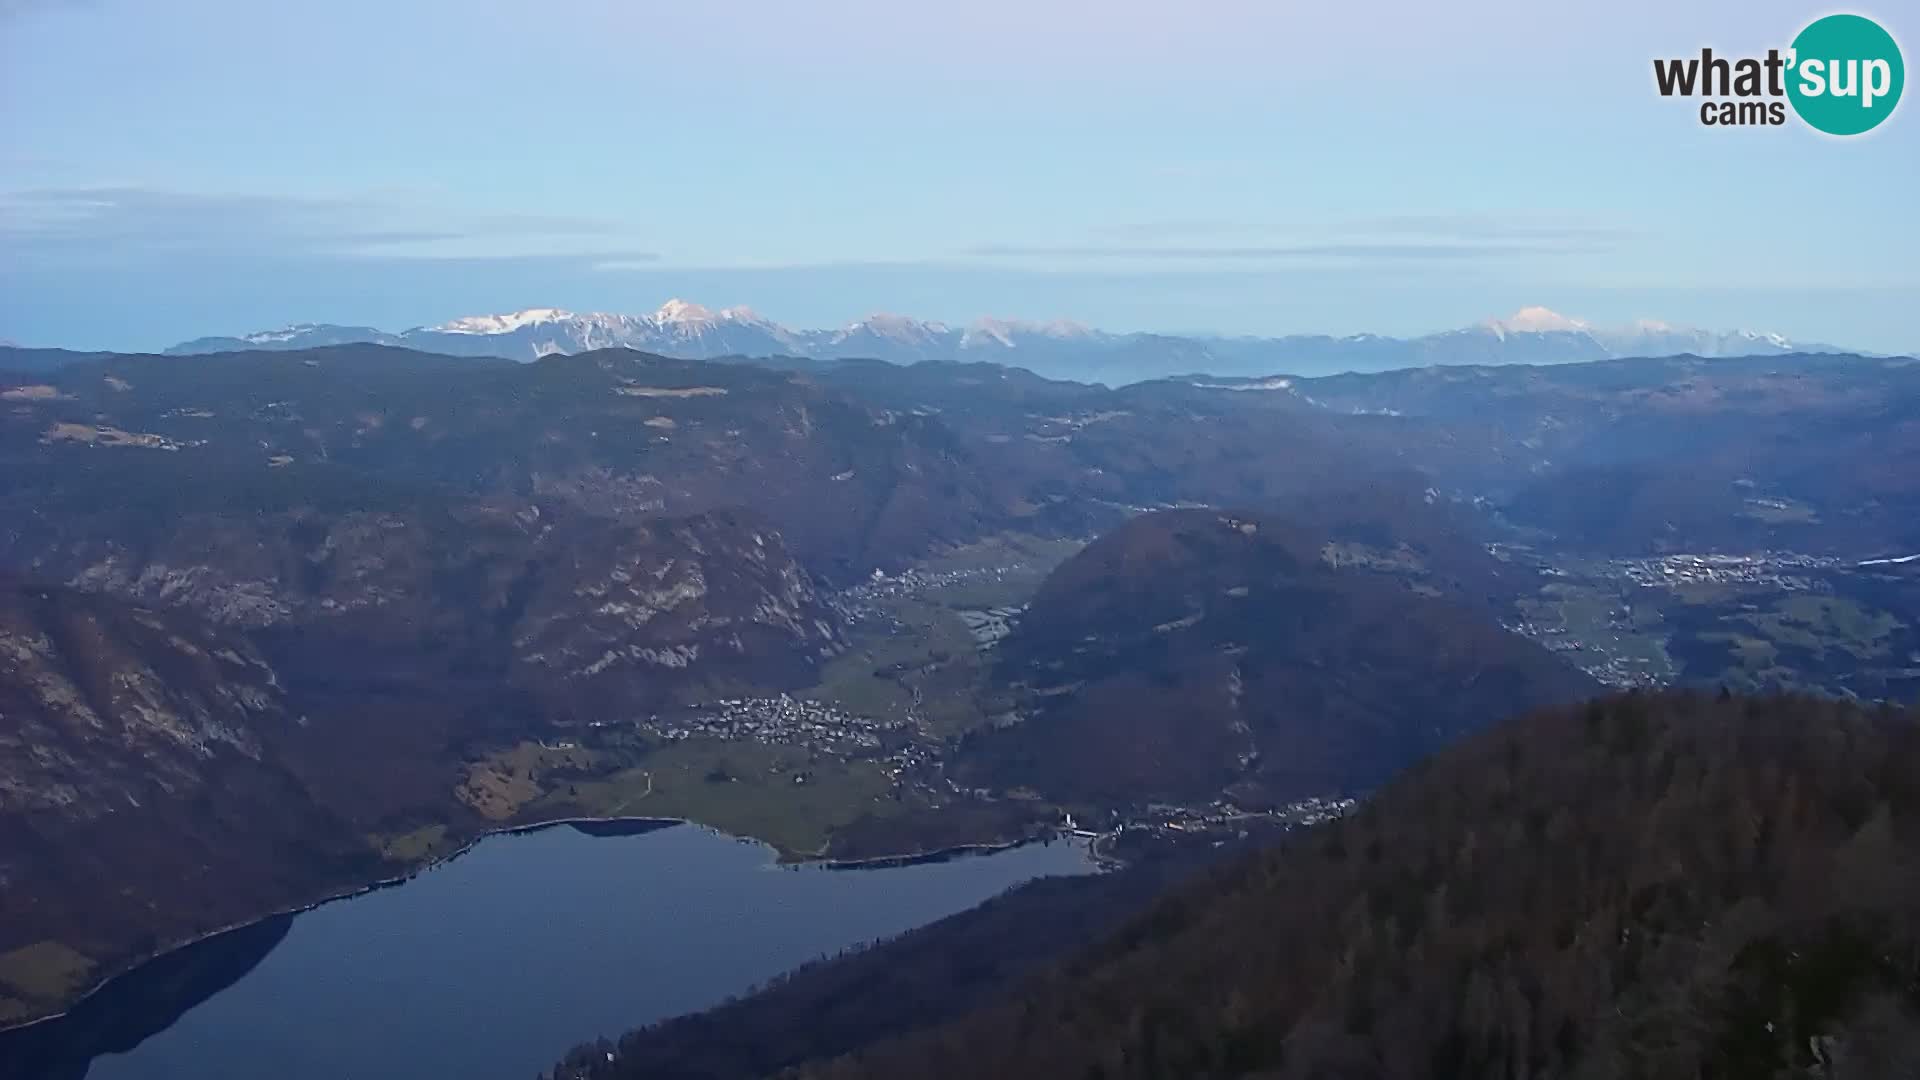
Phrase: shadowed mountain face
[
  {"left": 0, "top": 913, "right": 293, "bottom": 1080},
  {"left": 787, "top": 693, "right": 1920, "bottom": 1080},
  {"left": 0, "top": 344, "right": 1491, "bottom": 585},
  {"left": 0, "top": 584, "right": 373, "bottom": 1027},
  {"left": 808, "top": 349, "right": 1920, "bottom": 559},
  {"left": 955, "top": 510, "right": 1595, "bottom": 807},
  {"left": 0, "top": 346, "right": 1011, "bottom": 586},
  {"left": 5, "top": 499, "right": 841, "bottom": 719},
  {"left": 13, "top": 344, "right": 1918, "bottom": 562},
  {"left": 1300, "top": 353, "right": 1920, "bottom": 555}
]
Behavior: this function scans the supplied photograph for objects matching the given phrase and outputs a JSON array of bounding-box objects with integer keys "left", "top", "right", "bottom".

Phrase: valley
[
  {"left": 1503, "top": 548, "right": 1920, "bottom": 701},
  {"left": 9, "top": 9, "right": 1915, "bottom": 1076},
  {"left": 3, "top": 338, "right": 1918, "bottom": 1051}
]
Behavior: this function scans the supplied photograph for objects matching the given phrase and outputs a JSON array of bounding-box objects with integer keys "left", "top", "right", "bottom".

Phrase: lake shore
[
  {"left": 813, "top": 833, "right": 1070, "bottom": 870},
  {"left": 0, "top": 812, "right": 1083, "bottom": 1036},
  {"left": 0, "top": 813, "right": 684, "bottom": 1035}
]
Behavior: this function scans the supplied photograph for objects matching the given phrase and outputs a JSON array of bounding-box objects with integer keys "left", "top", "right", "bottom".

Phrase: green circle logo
[{"left": 1787, "top": 14, "right": 1904, "bottom": 135}]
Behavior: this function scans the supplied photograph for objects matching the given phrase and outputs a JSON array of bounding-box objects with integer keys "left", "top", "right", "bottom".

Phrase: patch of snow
[
  {"left": 653, "top": 298, "right": 715, "bottom": 324},
  {"left": 430, "top": 308, "right": 576, "bottom": 335},
  {"left": 243, "top": 325, "right": 322, "bottom": 344},
  {"left": 1188, "top": 377, "right": 1294, "bottom": 392},
  {"left": 961, "top": 317, "right": 1097, "bottom": 348},
  {"left": 1483, "top": 306, "right": 1590, "bottom": 336},
  {"left": 838, "top": 313, "right": 951, "bottom": 344}
]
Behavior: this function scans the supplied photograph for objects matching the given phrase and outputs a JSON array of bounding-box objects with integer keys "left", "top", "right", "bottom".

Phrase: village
[
  {"left": 1495, "top": 548, "right": 1866, "bottom": 690},
  {"left": 1074, "top": 794, "right": 1360, "bottom": 860},
  {"left": 1500, "top": 608, "right": 1671, "bottom": 689},
  {"left": 829, "top": 563, "right": 1039, "bottom": 625},
  {"left": 1606, "top": 551, "right": 1841, "bottom": 592},
  {"left": 617, "top": 688, "right": 1362, "bottom": 855},
  {"left": 1117, "top": 794, "right": 1358, "bottom": 834},
  {"left": 633, "top": 694, "right": 939, "bottom": 782}
]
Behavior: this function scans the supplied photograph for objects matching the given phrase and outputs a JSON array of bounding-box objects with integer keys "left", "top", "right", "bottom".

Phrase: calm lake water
[{"left": 5, "top": 822, "right": 1097, "bottom": 1080}]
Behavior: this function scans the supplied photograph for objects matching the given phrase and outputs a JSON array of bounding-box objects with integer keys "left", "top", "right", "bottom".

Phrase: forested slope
[{"left": 803, "top": 692, "right": 1920, "bottom": 1080}]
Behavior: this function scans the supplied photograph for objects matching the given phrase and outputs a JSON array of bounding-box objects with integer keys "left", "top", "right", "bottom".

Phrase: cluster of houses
[
  {"left": 831, "top": 563, "right": 1033, "bottom": 623},
  {"left": 641, "top": 694, "right": 904, "bottom": 756},
  {"left": 1612, "top": 551, "right": 1836, "bottom": 592},
  {"left": 1095, "top": 794, "right": 1359, "bottom": 842},
  {"left": 1497, "top": 551, "right": 1858, "bottom": 690},
  {"left": 1501, "top": 611, "right": 1669, "bottom": 689},
  {"left": 637, "top": 695, "right": 945, "bottom": 786}
]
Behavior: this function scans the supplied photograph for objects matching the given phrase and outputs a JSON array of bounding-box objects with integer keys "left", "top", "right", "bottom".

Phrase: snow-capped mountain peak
[
  {"left": 653, "top": 298, "right": 715, "bottom": 324},
  {"left": 961, "top": 317, "right": 1099, "bottom": 349},
  {"left": 1473, "top": 308, "right": 1808, "bottom": 357},
  {"left": 243, "top": 324, "right": 331, "bottom": 344},
  {"left": 429, "top": 308, "right": 577, "bottom": 335},
  {"left": 836, "top": 313, "right": 952, "bottom": 345},
  {"left": 650, "top": 298, "right": 776, "bottom": 329},
  {"left": 166, "top": 299, "right": 1854, "bottom": 378},
  {"left": 1481, "top": 306, "right": 1591, "bottom": 338}
]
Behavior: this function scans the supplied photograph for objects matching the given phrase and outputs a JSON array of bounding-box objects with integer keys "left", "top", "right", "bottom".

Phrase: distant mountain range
[{"left": 164, "top": 302, "right": 1862, "bottom": 381}]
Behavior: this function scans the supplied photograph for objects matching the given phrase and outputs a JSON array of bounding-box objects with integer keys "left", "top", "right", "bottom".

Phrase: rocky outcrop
[
  {"left": 4, "top": 500, "right": 842, "bottom": 717},
  {"left": 0, "top": 584, "right": 372, "bottom": 1027}
]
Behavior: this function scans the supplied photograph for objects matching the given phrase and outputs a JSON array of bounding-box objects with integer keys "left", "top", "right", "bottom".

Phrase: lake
[{"left": 2, "top": 822, "right": 1097, "bottom": 1080}]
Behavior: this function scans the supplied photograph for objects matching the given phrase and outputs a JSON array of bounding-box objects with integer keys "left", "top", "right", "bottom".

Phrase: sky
[{"left": 1, "top": 0, "right": 1915, "bottom": 352}]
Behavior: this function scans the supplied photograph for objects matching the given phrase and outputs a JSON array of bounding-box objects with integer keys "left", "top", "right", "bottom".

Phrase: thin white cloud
[
  {"left": 0, "top": 187, "right": 658, "bottom": 263},
  {"left": 1087, "top": 214, "right": 1633, "bottom": 244},
  {"left": 965, "top": 242, "right": 1611, "bottom": 261}
]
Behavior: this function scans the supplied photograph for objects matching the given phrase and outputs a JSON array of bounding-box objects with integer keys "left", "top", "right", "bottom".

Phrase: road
[{"left": 608, "top": 771, "right": 653, "bottom": 815}]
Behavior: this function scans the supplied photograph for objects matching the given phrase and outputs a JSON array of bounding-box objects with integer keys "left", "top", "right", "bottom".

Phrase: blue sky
[{"left": 2, "top": 0, "right": 1915, "bottom": 351}]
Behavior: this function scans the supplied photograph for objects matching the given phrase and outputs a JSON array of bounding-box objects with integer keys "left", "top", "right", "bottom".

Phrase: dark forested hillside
[
  {"left": 793, "top": 692, "right": 1920, "bottom": 1080},
  {"left": 955, "top": 509, "right": 1593, "bottom": 806},
  {"left": 1300, "top": 353, "right": 1920, "bottom": 556},
  {"left": 0, "top": 583, "right": 374, "bottom": 1026},
  {"left": 0, "top": 345, "right": 1016, "bottom": 586}
]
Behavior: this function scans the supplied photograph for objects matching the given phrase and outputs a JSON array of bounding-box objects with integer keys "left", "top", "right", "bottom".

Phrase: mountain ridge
[{"left": 161, "top": 302, "right": 1861, "bottom": 382}]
